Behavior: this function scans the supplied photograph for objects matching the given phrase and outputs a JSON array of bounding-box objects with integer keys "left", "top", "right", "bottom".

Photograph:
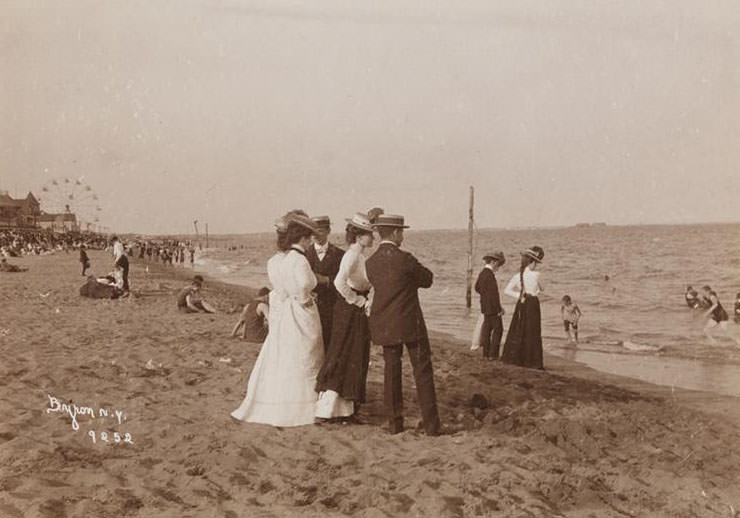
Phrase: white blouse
[
  {"left": 504, "top": 268, "right": 543, "bottom": 298},
  {"left": 334, "top": 243, "right": 372, "bottom": 307}
]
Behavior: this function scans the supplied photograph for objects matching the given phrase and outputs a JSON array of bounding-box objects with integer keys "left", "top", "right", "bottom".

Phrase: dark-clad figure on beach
[
  {"left": 230, "top": 287, "right": 270, "bottom": 342},
  {"left": 474, "top": 252, "right": 506, "bottom": 360},
  {"left": 177, "top": 275, "right": 215, "bottom": 313},
  {"left": 366, "top": 214, "right": 442, "bottom": 436},
  {"left": 79, "top": 245, "right": 90, "bottom": 276},
  {"left": 0, "top": 258, "right": 27, "bottom": 273},
  {"left": 305, "top": 216, "right": 345, "bottom": 352},
  {"left": 501, "top": 246, "right": 545, "bottom": 369},
  {"left": 734, "top": 293, "right": 740, "bottom": 324},
  {"left": 315, "top": 212, "right": 377, "bottom": 421}
]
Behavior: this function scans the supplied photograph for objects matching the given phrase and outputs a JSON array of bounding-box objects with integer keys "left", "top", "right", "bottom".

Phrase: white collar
[
  {"left": 380, "top": 240, "right": 398, "bottom": 247},
  {"left": 484, "top": 264, "right": 495, "bottom": 271},
  {"left": 314, "top": 242, "right": 328, "bottom": 251}
]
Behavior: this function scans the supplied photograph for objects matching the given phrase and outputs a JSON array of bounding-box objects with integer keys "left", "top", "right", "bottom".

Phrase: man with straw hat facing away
[
  {"left": 475, "top": 251, "right": 506, "bottom": 360},
  {"left": 306, "top": 216, "right": 345, "bottom": 352},
  {"left": 366, "top": 214, "right": 442, "bottom": 436}
]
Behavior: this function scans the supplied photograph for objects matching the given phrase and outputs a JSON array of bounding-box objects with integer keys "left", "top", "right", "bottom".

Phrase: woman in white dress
[{"left": 231, "top": 213, "right": 324, "bottom": 427}]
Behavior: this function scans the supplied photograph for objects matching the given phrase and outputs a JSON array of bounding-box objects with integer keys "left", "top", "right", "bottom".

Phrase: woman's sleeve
[
  {"left": 294, "top": 255, "right": 317, "bottom": 303},
  {"left": 334, "top": 249, "right": 361, "bottom": 305},
  {"left": 503, "top": 273, "right": 520, "bottom": 299}
]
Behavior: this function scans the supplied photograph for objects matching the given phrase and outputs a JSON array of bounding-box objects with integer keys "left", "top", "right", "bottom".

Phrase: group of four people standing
[{"left": 231, "top": 209, "right": 442, "bottom": 436}]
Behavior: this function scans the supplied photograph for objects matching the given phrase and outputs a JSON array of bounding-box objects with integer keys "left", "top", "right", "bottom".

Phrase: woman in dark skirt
[
  {"left": 501, "top": 246, "right": 545, "bottom": 369},
  {"left": 315, "top": 212, "right": 377, "bottom": 420}
]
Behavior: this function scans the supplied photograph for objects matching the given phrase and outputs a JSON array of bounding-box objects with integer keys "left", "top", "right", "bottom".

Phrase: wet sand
[{"left": 1, "top": 251, "right": 740, "bottom": 517}]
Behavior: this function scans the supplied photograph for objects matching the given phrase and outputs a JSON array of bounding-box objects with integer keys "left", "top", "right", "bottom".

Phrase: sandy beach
[{"left": 2, "top": 251, "right": 740, "bottom": 518}]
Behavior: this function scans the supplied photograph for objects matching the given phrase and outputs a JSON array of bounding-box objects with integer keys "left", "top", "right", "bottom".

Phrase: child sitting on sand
[
  {"left": 561, "top": 295, "right": 582, "bottom": 343},
  {"left": 230, "top": 287, "right": 270, "bottom": 342},
  {"left": 177, "top": 275, "right": 216, "bottom": 313}
]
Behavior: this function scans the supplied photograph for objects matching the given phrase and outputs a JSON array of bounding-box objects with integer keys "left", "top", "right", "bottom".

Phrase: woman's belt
[{"left": 351, "top": 287, "right": 370, "bottom": 297}]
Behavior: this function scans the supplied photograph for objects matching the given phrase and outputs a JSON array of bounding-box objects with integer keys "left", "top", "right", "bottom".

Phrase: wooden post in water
[
  {"left": 205, "top": 223, "right": 209, "bottom": 249},
  {"left": 466, "top": 186, "right": 474, "bottom": 308}
]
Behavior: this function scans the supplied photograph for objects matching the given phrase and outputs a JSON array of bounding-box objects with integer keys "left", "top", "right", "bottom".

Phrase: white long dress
[{"left": 231, "top": 247, "right": 324, "bottom": 427}]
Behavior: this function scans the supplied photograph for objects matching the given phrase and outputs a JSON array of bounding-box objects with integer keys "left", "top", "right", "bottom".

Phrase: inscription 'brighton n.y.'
[{"left": 46, "top": 394, "right": 133, "bottom": 445}]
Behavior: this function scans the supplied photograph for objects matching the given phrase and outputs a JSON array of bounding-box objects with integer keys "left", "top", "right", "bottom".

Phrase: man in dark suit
[
  {"left": 305, "top": 216, "right": 345, "bottom": 352},
  {"left": 474, "top": 252, "right": 506, "bottom": 360},
  {"left": 366, "top": 214, "right": 441, "bottom": 436}
]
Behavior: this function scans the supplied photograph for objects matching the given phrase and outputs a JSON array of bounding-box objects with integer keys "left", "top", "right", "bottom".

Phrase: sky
[{"left": 1, "top": 0, "right": 739, "bottom": 234}]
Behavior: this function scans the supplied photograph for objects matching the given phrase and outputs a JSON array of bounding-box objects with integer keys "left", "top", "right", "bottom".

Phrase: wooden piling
[{"left": 466, "top": 186, "right": 474, "bottom": 308}]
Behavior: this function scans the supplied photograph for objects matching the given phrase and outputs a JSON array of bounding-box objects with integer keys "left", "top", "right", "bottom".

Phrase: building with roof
[
  {"left": 37, "top": 212, "right": 78, "bottom": 232},
  {"left": 0, "top": 191, "right": 41, "bottom": 228}
]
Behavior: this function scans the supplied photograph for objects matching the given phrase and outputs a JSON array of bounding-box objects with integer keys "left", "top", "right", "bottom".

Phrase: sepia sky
[{"left": 1, "top": 0, "right": 739, "bottom": 234}]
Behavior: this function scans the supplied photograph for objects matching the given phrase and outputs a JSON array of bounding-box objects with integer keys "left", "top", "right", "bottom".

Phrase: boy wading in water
[{"left": 561, "top": 295, "right": 582, "bottom": 343}]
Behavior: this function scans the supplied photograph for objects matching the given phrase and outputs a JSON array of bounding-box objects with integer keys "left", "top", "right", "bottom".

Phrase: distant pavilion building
[
  {"left": 0, "top": 191, "right": 41, "bottom": 228},
  {"left": 38, "top": 211, "right": 78, "bottom": 232}
]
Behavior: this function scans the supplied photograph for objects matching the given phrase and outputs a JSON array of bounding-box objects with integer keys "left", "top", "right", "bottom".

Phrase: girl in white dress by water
[{"left": 231, "top": 213, "right": 324, "bottom": 427}]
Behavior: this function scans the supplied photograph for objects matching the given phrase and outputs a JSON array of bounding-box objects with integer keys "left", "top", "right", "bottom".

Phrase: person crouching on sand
[
  {"left": 561, "top": 295, "right": 582, "bottom": 343},
  {"left": 177, "top": 275, "right": 215, "bottom": 313},
  {"left": 230, "top": 287, "right": 270, "bottom": 342},
  {"left": 701, "top": 285, "right": 739, "bottom": 345}
]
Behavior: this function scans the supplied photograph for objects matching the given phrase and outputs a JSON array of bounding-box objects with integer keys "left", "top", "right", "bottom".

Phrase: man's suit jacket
[
  {"left": 474, "top": 268, "right": 502, "bottom": 315},
  {"left": 366, "top": 242, "right": 433, "bottom": 346},
  {"left": 305, "top": 243, "right": 344, "bottom": 311}
]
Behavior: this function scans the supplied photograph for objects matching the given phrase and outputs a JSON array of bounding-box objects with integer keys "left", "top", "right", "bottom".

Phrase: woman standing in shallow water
[{"left": 501, "top": 246, "right": 545, "bottom": 369}]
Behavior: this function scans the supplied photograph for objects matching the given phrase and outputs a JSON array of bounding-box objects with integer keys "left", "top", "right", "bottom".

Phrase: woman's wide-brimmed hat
[
  {"left": 522, "top": 246, "right": 544, "bottom": 263},
  {"left": 483, "top": 251, "right": 506, "bottom": 265},
  {"left": 287, "top": 213, "right": 318, "bottom": 233},
  {"left": 372, "top": 214, "right": 410, "bottom": 229},
  {"left": 345, "top": 213, "right": 374, "bottom": 232}
]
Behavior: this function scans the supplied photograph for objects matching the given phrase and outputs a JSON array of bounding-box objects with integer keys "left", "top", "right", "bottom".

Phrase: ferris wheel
[{"left": 38, "top": 177, "right": 103, "bottom": 230}]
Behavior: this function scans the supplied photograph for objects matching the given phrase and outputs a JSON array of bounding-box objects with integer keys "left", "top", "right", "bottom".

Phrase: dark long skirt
[
  {"left": 315, "top": 298, "right": 370, "bottom": 403},
  {"left": 501, "top": 295, "right": 543, "bottom": 369}
]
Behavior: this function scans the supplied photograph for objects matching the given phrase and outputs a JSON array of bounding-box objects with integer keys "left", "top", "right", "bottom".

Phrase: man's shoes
[{"left": 388, "top": 419, "right": 404, "bottom": 435}]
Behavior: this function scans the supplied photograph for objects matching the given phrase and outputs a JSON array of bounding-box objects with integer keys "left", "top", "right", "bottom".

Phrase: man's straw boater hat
[
  {"left": 372, "top": 214, "right": 410, "bottom": 229},
  {"left": 312, "top": 216, "right": 331, "bottom": 229},
  {"left": 345, "top": 213, "right": 374, "bottom": 232},
  {"left": 522, "top": 246, "right": 545, "bottom": 263},
  {"left": 483, "top": 251, "right": 506, "bottom": 265}
]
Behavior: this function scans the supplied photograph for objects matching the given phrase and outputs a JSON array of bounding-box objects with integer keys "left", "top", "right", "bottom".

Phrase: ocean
[{"left": 193, "top": 223, "right": 740, "bottom": 397}]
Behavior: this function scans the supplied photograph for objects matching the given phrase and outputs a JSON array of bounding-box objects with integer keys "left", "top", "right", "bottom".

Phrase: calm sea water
[{"left": 196, "top": 223, "right": 740, "bottom": 396}]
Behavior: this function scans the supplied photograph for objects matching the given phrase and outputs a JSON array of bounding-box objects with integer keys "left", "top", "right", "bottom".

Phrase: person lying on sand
[
  {"left": 79, "top": 275, "right": 124, "bottom": 299},
  {"left": 177, "top": 275, "right": 216, "bottom": 313},
  {"left": 0, "top": 258, "right": 27, "bottom": 272}
]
